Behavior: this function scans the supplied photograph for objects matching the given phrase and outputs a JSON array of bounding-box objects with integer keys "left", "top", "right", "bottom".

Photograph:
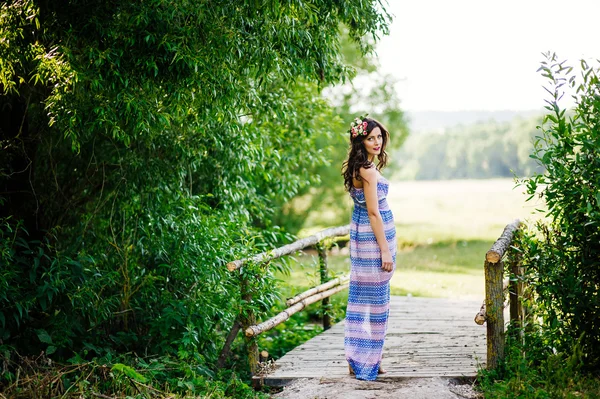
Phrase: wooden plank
[
  {"left": 289, "top": 347, "right": 485, "bottom": 353},
  {"left": 286, "top": 346, "right": 485, "bottom": 353},
  {"left": 280, "top": 354, "right": 482, "bottom": 360},
  {"left": 259, "top": 296, "right": 491, "bottom": 386}
]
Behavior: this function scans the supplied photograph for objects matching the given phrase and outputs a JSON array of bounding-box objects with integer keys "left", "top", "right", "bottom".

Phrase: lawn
[{"left": 278, "top": 178, "right": 546, "bottom": 300}]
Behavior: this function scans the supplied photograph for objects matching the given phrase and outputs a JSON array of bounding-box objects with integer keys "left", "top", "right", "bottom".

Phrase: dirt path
[{"left": 272, "top": 376, "right": 482, "bottom": 399}]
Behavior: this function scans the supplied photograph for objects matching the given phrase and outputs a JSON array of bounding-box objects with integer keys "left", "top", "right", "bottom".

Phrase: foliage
[
  {"left": 0, "top": 217, "right": 76, "bottom": 353},
  {"left": 477, "top": 230, "right": 600, "bottom": 398},
  {"left": 515, "top": 53, "right": 600, "bottom": 371},
  {"left": 395, "top": 114, "right": 544, "bottom": 180},
  {"left": 0, "top": 350, "right": 269, "bottom": 399},
  {"left": 258, "top": 280, "right": 347, "bottom": 360},
  {"left": 480, "top": 56, "right": 600, "bottom": 396},
  {"left": 478, "top": 325, "right": 600, "bottom": 399},
  {"left": 0, "top": 0, "right": 392, "bottom": 383},
  {"left": 258, "top": 311, "right": 324, "bottom": 361}
]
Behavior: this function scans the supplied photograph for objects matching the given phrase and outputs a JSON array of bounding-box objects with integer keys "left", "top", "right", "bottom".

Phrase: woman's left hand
[{"left": 381, "top": 250, "right": 393, "bottom": 272}]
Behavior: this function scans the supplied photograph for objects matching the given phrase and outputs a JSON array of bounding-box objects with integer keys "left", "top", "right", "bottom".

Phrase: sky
[{"left": 375, "top": 0, "right": 600, "bottom": 112}]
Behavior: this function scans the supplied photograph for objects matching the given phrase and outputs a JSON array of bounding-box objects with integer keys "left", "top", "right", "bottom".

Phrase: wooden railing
[
  {"left": 218, "top": 220, "right": 525, "bottom": 375},
  {"left": 217, "top": 225, "right": 351, "bottom": 374},
  {"left": 473, "top": 219, "right": 524, "bottom": 369}
]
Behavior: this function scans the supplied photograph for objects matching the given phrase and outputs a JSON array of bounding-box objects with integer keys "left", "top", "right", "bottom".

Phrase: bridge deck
[{"left": 258, "top": 296, "right": 489, "bottom": 386}]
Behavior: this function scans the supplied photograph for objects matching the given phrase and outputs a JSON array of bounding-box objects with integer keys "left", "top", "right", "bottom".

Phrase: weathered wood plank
[
  {"left": 259, "top": 296, "right": 490, "bottom": 385},
  {"left": 276, "top": 353, "right": 484, "bottom": 360}
]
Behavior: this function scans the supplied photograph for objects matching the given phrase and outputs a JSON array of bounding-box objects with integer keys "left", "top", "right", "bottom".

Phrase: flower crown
[{"left": 349, "top": 115, "right": 369, "bottom": 138}]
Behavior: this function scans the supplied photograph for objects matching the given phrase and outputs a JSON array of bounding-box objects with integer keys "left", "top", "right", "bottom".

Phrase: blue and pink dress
[{"left": 345, "top": 173, "right": 397, "bottom": 380}]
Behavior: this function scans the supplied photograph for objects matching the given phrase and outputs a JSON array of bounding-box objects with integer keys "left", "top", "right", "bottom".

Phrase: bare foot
[{"left": 348, "top": 364, "right": 355, "bottom": 375}]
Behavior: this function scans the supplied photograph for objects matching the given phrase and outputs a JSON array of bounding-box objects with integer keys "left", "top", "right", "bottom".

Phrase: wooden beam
[
  {"left": 227, "top": 225, "right": 350, "bottom": 271},
  {"left": 485, "top": 219, "right": 521, "bottom": 263},
  {"left": 286, "top": 275, "right": 350, "bottom": 307},
  {"left": 245, "top": 283, "right": 349, "bottom": 337}
]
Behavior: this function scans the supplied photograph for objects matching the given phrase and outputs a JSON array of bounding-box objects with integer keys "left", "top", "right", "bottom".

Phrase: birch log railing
[
  {"left": 473, "top": 219, "right": 524, "bottom": 370},
  {"left": 217, "top": 225, "right": 351, "bottom": 375}
]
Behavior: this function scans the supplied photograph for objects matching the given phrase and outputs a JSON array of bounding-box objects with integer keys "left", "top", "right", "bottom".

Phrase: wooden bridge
[
  {"left": 221, "top": 220, "right": 523, "bottom": 388},
  {"left": 257, "top": 296, "right": 490, "bottom": 386}
]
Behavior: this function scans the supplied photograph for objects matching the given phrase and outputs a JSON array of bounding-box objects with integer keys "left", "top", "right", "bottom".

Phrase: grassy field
[{"left": 279, "top": 178, "right": 547, "bottom": 301}]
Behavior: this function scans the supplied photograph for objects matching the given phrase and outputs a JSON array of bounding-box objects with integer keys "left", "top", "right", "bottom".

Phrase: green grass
[
  {"left": 279, "top": 239, "right": 491, "bottom": 299},
  {"left": 281, "top": 178, "right": 546, "bottom": 300},
  {"left": 386, "top": 178, "right": 547, "bottom": 242}
]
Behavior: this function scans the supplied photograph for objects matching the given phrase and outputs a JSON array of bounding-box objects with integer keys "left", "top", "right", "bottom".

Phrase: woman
[{"left": 342, "top": 115, "right": 397, "bottom": 381}]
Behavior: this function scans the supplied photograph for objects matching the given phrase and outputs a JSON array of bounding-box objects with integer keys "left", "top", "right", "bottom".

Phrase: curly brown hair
[{"left": 341, "top": 117, "right": 389, "bottom": 192}]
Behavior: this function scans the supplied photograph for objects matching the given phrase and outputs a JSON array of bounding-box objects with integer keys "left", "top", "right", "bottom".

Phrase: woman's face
[{"left": 363, "top": 126, "right": 383, "bottom": 159}]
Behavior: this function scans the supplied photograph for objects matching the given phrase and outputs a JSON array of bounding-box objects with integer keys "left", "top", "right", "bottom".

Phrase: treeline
[{"left": 393, "top": 115, "right": 545, "bottom": 180}]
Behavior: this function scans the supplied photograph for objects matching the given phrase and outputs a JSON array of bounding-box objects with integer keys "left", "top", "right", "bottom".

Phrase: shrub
[{"left": 517, "top": 53, "right": 600, "bottom": 371}]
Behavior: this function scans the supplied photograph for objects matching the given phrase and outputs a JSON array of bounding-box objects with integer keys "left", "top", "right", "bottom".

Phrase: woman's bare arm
[{"left": 360, "top": 167, "right": 393, "bottom": 272}]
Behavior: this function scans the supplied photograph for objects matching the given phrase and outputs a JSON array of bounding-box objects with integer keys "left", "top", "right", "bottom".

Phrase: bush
[
  {"left": 0, "top": 0, "right": 391, "bottom": 365},
  {"left": 478, "top": 324, "right": 600, "bottom": 398},
  {"left": 0, "top": 217, "right": 78, "bottom": 354},
  {"left": 517, "top": 53, "right": 600, "bottom": 371},
  {"left": 0, "top": 350, "right": 270, "bottom": 399}
]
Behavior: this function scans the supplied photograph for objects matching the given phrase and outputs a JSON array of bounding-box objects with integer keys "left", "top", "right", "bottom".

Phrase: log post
[
  {"left": 240, "top": 274, "right": 259, "bottom": 375},
  {"left": 485, "top": 259, "right": 505, "bottom": 370},
  {"left": 474, "top": 278, "right": 510, "bottom": 325},
  {"left": 317, "top": 242, "right": 331, "bottom": 331},
  {"left": 509, "top": 260, "right": 523, "bottom": 328},
  {"left": 509, "top": 251, "right": 525, "bottom": 346}
]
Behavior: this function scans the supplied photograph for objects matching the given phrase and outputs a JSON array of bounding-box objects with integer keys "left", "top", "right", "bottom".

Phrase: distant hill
[{"left": 406, "top": 109, "right": 544, "bottom": 134}]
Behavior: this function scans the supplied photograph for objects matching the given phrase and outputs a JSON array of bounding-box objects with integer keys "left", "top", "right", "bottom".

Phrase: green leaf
[
  {"left": 111, "top": 363, "right": 148, "bottom": 383},
  {"left": 37, "top": 329, "right": 53, "bottom": 344}
]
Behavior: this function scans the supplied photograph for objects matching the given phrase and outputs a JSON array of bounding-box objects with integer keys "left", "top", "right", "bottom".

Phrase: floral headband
[{"left": 349, "top": 115, "right": 369, "bottom": 138}]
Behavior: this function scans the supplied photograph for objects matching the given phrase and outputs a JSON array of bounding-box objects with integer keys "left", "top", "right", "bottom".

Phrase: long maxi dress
[{"left": 345, "top": 173, "right": 397, "bottom": 381}]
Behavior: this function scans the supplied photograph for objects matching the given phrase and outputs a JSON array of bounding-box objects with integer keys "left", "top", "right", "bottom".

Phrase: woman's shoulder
[
  {"left": 360, "top": 164, "right": 386, "bottom": 180},
  {"left": 358, "top": 164, "right": 378, "bottom": 178}
]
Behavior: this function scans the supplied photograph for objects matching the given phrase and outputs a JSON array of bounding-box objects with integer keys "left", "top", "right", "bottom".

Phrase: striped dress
[{"left": 345, "top": 173, "right": 396, "bottom": 380}]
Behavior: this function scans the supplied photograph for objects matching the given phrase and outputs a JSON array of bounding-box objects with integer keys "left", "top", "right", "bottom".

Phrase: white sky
[{"left": 376, "top": 0, "right": 600, "bottom": 111}]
